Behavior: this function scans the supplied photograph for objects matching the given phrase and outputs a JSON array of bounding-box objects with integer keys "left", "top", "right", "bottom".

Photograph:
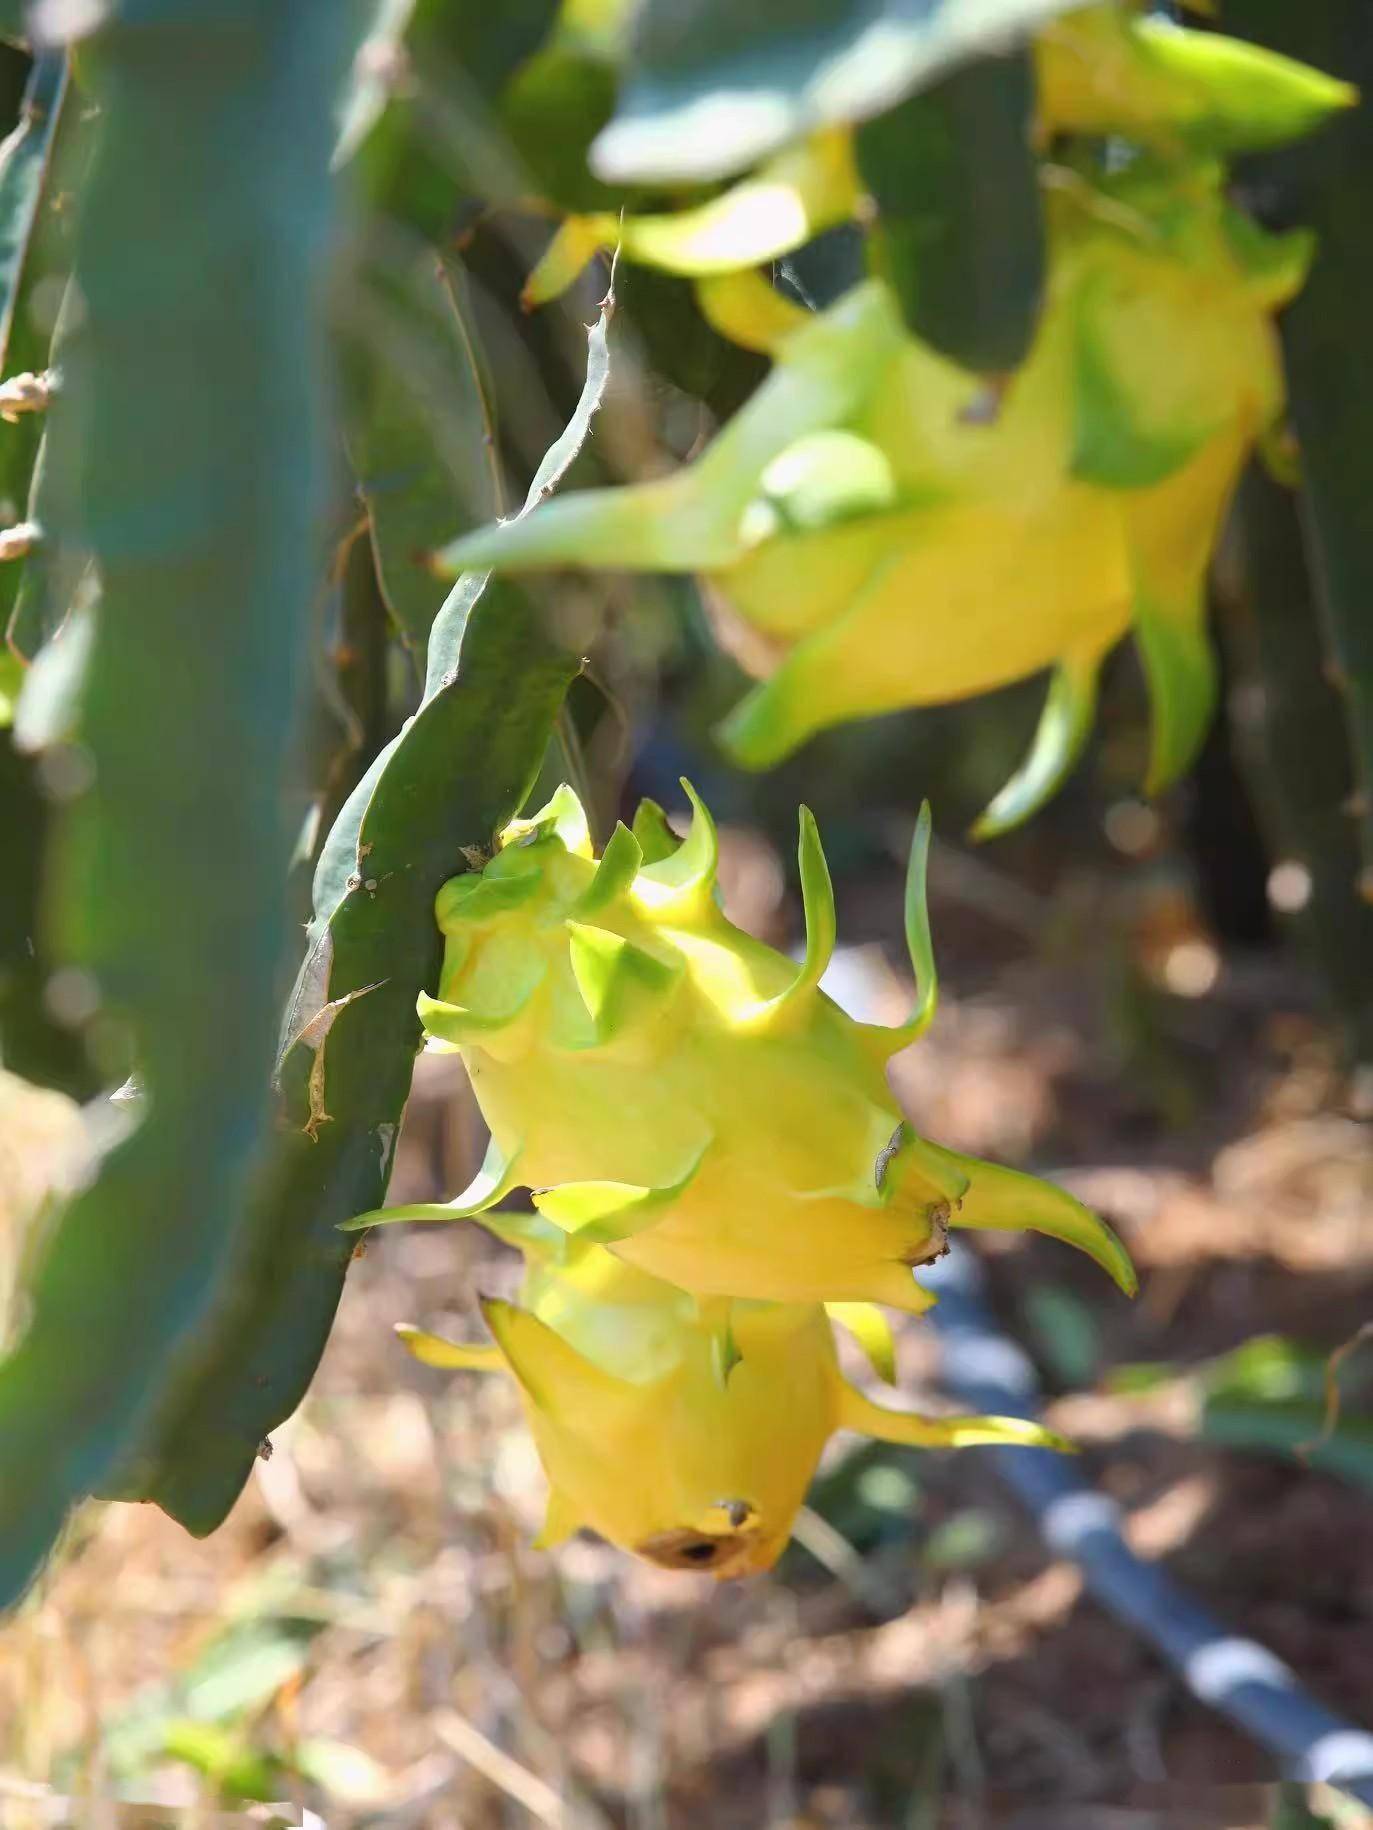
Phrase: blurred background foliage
[{"left": 0, "top": 0, "right": 1371, "bottom": 1822}]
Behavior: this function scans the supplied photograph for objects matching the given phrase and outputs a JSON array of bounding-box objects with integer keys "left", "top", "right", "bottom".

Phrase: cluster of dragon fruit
[{"left": 361, "top": 6, "right": 1348, "bottom": 1574}]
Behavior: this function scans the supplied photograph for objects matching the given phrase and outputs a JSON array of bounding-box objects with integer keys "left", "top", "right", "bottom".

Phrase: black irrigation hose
[{"left": 924, "top": 1244, "right": 1373, "bottom": 1806}]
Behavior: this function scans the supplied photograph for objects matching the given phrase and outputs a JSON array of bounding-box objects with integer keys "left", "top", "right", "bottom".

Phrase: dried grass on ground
[{"left": 3, "top": 834, "right": 1372, "bottom": 1828}]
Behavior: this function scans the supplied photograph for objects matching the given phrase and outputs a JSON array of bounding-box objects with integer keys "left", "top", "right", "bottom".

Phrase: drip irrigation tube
[{"left": 924, "top": 1245, "right": 1373, "bottom": 1807}]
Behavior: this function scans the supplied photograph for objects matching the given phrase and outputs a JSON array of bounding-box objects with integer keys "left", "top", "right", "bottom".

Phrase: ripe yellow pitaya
[
  {"left": 439, "top": 159, "right": 1313, "bottom": 829},
  {"left": 353, "top": 784, "right": 1134, "bottom": 1307},
  {"left": 524, "top": 9, "right": 1348, "bottom": 309},
  {"left": 397, "top": 1226, "right": 1068, "bottom": 1576}
]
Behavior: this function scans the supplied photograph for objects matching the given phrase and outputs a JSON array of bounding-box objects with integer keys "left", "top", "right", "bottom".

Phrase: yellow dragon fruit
[
  {"left": 522, "top": 5, "right": 1349, "bottom": 312},
  {"left": 397, "top": 1225, "right": 1069, "bottom": 1576},
  {"left": 439, "top": 158, "right": 1313, "bottom": 830},
  {"left": 351, "top": 784, "right": 1134, "bottom": 1307}
]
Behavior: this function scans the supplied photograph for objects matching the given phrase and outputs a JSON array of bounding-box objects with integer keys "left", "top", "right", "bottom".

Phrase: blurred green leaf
[
  {"left": 1105, "top": 1359, "right": 1183, "bottom": 1396},
  {"left": 1270, "top": 1782, "right": 1339, "bottom": 1829},
  {"left": 1203, "top": 1397, "right": 1373, "bottom": 1491},
  {"left": 779, "top": 221, "right": 867, "bottom": 310},
  {"left": 619, "top": 263, "right": 766, "bottom": 419},
  {"left": 593, "top": 0, "right": 1082, "bottom": 186},
  {"left": 857, "top": 48, "right": 1043, "bottom": 373},
  {"left": 1202, "top": 1327, "right": 1373, "bottom": 1481},
  {"left": 159, "top": 1713, "right": 391, "bottom": 1811},
  {"left": 856, "top": 1460, "right": 920, "bottom": 1515},
  {"left": 1115, "top": 1331, "right": 1373, "bottom": 1493},
  {"left": 336, "top": 234, "right": 497, "bottom": 647},
  {"left": 1203, "top": 1333, "right": 1337, "bottom": 1406},
  {"left": 922, "top": 1507, "right": 1005, "bottom": 1573},
  {"left": 160, "top": 1721, "right": 285, "bottom": 1804},
  {"left": 796, "top": 1438, "right": 922, "bottom": 1558},
  {"left": 501, "top": 39, "right": 621, "bottom": 213},
  {"left": 351, "top": 0, "right": 560, "bottom": 239},
  {"left": 0, "top": 1, "right": 345, "bottom": 1608},
  {"left": 0, "top": 49, "right": 86, "bottom": 660},
  {"left": 1111, "top": 1334, "right": 1363, "bottom": 1406},
  {"left": 106, "top": 1613, "right": 318, "bottom": 1771},
  {"left": 1023, "top": 1281, "right": 1102, "bottom": 1388}
]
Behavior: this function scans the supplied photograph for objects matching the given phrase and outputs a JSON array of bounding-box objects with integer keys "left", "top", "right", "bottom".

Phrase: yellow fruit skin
[
  {"left": 505, "top": 1285, "right": 835, "bottom": 1576},
  {"left": 437, "top": 808, "right": 942, "bottom": 1312},
  {"left": 399, "top": 1235, "right": 1071, "bottom": 1577},
  {"left": 721, "top": 490, "right": 1132, "bottom": 736},
  {"left": 715, "top": 164, "right": 1294, "bottom": 771},
  {"left": 356, "top": 787, "right": 1135, "bottom": 1306}
]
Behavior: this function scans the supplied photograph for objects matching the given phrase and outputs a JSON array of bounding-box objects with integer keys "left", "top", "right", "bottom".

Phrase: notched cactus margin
[
  {"left": 0, "top": 48, "right": 71, "bottom": 662},
  {"left": 354, "top": 788, "right": 1135, "bottom": 1313},
  {"left": 113, "top": 284, "right": 620, "bottom": 1538},
  {"left": 0, "top": 53, "right": 66, "bottom": 349},
  {"left": 0, "top": 3, "right": 345, "bottom": 1604}
]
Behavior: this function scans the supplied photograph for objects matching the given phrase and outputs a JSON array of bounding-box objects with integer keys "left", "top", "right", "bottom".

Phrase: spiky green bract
[
  {"left": 398, "top": 1232, "right": 1070, "bottom": 1577},
  {"left": 356, "top": 786, "right": 1133, "bottom": 1306},
  {"left": 1036, "top": 6, "right": 1356, "bottom": 155}
]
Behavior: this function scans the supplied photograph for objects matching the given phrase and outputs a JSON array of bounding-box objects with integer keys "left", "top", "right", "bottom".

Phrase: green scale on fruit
[{"left": 353, "top": 785, "right": 1135, "bottom": 1310}]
